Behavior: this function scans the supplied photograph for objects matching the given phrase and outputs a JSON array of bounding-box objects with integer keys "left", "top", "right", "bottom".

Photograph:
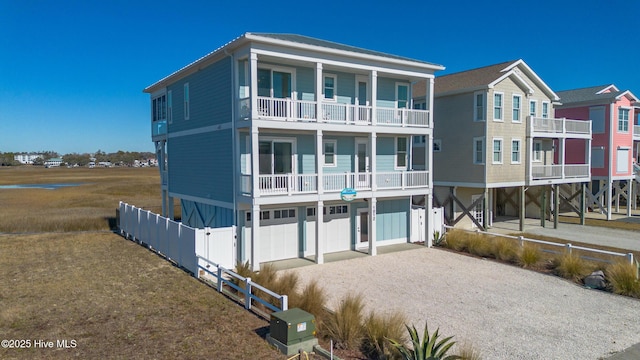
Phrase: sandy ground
[{"left": 284, "top": 247, "right": 640, "bottom": 360}]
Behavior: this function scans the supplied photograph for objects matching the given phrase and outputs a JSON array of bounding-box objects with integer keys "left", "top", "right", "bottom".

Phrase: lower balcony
[
  {"left": 529, "top": 164, "right": 590, "bottom": 183},
  {"left": 529, "top": 117, "right": 591, "bottom": 138},
  {"left": 240, "top": 170, "right": 429, "bottom": 196},
  {"left": 634, "top": 125, "right": 640, "bottom": 141}
]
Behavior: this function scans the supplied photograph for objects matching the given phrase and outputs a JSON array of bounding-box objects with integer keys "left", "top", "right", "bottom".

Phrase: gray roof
[
  {"left": 555, "top": 85, "right": 625, "bottom": 104},
  {"left": 249, "top": 33, "right": 444, "bottom": 67}
]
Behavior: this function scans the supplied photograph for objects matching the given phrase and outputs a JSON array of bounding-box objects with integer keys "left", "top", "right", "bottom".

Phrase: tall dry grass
[
  {"left": 323, "top": 292, "right": 366, "bottom": 350},
  {"left": 0, "top": 167, "right": 163, "bottom": 233},
  {"left": 606, "top": 261, "right": 640, "bottom": 298},
  {"left": 553, "top": 253, "right": 593, "bottom": 282},
  {"left": 361, "top": 310, "right": 407, "bottom": 360}
]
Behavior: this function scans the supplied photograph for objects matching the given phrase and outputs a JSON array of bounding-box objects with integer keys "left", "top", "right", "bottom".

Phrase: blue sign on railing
[{"left": 340, "top": 187, "right": 357, "bottom": 202}]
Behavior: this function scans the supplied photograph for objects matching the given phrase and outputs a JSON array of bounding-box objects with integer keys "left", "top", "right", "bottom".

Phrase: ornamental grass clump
[
  {"left": 292, "top": 279, "right": 329, "bottom": 329},
  {"left": 456, "top": 341, "right": 483, "bottom": 360},
  {"left": 362, "top": 310, "right": 408, "bottom": 360},
  {"left": 323, "top": 293, "right": 365, "bottom": 350},
  {"left": 466, "top": 234, "right": 492, "bottom": 258},
  {"left": 491, "top": 237, "right": 519, "bottom": 263},
  {"left": 554, "top": 253, "right": 592, "bottom": 283},
  {"left": 518, "top": 243, "right": 542, "bottom": 269},
  {"left": 606, "top": 261, "right": 640, "bottom": 298},
  {"left": 443, "top": 230, "right": 469, "bottom": 252}
]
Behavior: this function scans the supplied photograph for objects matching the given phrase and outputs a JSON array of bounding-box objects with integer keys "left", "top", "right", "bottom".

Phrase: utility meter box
[{"left": 270, "top": 308, "right": 316, "bottom": 345}]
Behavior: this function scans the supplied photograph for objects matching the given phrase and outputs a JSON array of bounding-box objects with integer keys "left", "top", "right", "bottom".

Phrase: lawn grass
[{"left": 0, "top": 167, "right": 281, "bottom": 359}]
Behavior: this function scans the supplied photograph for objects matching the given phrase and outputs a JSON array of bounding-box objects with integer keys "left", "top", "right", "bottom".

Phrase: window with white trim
[
  {"left": 493, "top": 93, "right": 503, "bottom": 121},
  {"left": 512, "top": 95, "right": 521, "bottom": 122},
  {"left": 245, "top": 210, "right": 271, "bottom": 222},
  {"left": 492, "top": 138, "right": 503, "bottom": 164},
  {"left": 533, "top": 140, "right": 542, "bottom": 162},
  {"left": 618, "top": 108, "right": 629, "bottom": 132},
  {"left": 184, "top": 83, "right": 190, "bottom": 120},
  {"left": 474, "top": 92, "right": 485, "bottom": 121},
  {"left": 413, "top": 135, "right": 426, "bottom": 145},
  {"left": 152, "top": 94, "right": 166, "bottom": 122},
  {"left": 529, "top": 100, "right": 537, "bottom": 117},
  {"left": 511, "top": 139, "right": 521, "bottom": 164},
  {"left": 396, "top": 83, "right": 409, "bottom": 109},
  {"left": 167, "top": 90, "right": 173, "bottom": 124},
  {"left": 541, "top": 102, "right": 549, "bottom": 119},
  {"left": 328, "top": 205, "right": 348, "bottom": 215},
  {"left": 323, "top": 140, "right": 337, "bottom": 166},
  {"left": 473, "top": 137, "right": 485, "bottom": 164},
  {"left": 324, "top": 75, "right": 336, "bottom": 100},
  {"left": 396, "top": 137, "right": 408, "bottom": 168}
]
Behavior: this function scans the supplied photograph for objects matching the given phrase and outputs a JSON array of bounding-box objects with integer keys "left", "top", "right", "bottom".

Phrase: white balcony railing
[
  {"left": 529, "top": 117, "right": 591, "bottom": 136},
  {"left": 530, "top": 164, "right": 590, "bottom": 181},
  {"left": 634, "top": 125, "right": 640, "bottom": 138},
  {"left": 241, "top": 171, "right": 429, "bottom": 196},
  {"left": 243, "top": 97, "right": 430, "bottom": 127}
]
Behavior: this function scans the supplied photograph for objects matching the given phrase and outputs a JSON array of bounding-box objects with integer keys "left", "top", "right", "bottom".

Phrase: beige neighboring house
[{"left": 414, "top": 60, "right": 592, "bottom": 231}]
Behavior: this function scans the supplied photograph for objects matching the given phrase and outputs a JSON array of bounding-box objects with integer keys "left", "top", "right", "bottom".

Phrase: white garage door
[
  {"left": 305, "top": 205, "right": 351, "bottom": 256},
  {"left": 245, "top": 208, "right": 299, "bottom": 263}
]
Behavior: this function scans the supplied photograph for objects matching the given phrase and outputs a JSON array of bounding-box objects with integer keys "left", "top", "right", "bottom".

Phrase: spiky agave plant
[{"left": 387, "top": 322, "right": 461, "bottom": 360}]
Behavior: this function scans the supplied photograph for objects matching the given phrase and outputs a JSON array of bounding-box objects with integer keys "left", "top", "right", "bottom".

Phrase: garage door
[
  {"left": 245, "top": 208, "right": 299, "bottom": 263},
  {"left": 305, "top": 204, "right": 351, "bottom": 256}
]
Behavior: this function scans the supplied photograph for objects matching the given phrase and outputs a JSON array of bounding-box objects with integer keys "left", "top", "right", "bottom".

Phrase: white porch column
[
  {"left": 428, "top": 77, "right": 435, "bottom": 128},
  {"left": 251, "top": 127, "right": 260, "bottom": 199},
  {"left": 370, "top": 132, "right": 377, "bottom": 191},
  {"left": 250, "top": 204, "right": 260, "bottom": 271},
  {"left": 315, "top": 63, "right": 323, "bottom": 122},
  {"left": 315, "top": 200, "right": 324, "bottom": 264},
  {"left": 627, "top": 179, "right": 632, "bottom": 217},
  {"left": 368, "top": 197, "right": 377, "bottom": 256},
  {"left": 425, "top": 193, "right": 433, "bottom": 247},
  {"left": 370, "top": 70, "right": 377, "bottom": 125},
  {"left": 316, "top": 130, "right": 324, "bottom": 194},
  {"left": 249, "top": 52, "right": 258, "bottom": 119},
  {"left": 606, "top": 180, "right": 613, "bottom": 220},
  {"left": 560, "top": 138, "right": 566, "bottom": 179}
]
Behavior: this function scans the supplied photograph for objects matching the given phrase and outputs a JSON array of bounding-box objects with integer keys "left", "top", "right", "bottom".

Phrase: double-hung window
[
  {"left": 473, "top": 137, "right": 485, "bottom": 164},
  {"left": 492, "top": 138, "right": 503, "bottom": 164},
  {"left": 323, "top": 140, "right": 337, "bottom": 166},
  {"left": 511, "top": 139, "right": 521, "bottom": 164},
  {"left": 396, "top": 84, "right": 409, "bottom": 109},
  {"left": 512, "top": 95, "right": 521, "bottom": 122},
  {"left": 184, "top": 83, "right": 190, "bottom": 120},
  {"left": 618, "top": 108, "right": 629, "bottom": 132},
  {"left": 396, "top": 137, "right": 408, "bottom": 168},
  {"left": 533, "top": 140, "right": 542, "bottom": 162},
  {"left": 542, "top": 102, "right": 549, "bottom": 119},
  {"left": 529, "top": 100, "right": 537, "bottom": 118},
  {"left": 474, "top": 92, "right": 485, "bottom": 121},
  {"left": 324, "top": 75, "right": 336, "bottom": 100},
  {"left": 493, "top": 93, "right": 503, "bottom": 121},
  {"left": 167, "top": 91, "right": 173, "bottom": 124}
]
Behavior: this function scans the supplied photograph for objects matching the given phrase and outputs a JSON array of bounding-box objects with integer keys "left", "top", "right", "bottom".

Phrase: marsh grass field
[{"left": 0, "top": 166, "right": 281, "bottom": 359}]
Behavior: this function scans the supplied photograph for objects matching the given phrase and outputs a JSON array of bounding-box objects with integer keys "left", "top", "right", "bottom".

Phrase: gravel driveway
[{"left": 283, "top": 247, "right": 640, "bottom": 359}]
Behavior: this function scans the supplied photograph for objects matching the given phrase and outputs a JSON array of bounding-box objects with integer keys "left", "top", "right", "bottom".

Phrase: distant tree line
[{"left": 0, "top": 150, "right": 156, "bottom": 167}]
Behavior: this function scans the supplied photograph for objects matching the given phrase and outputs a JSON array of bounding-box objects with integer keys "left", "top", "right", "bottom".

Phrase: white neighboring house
[
  {"left": 44, "top": 158, "right": 63, "bottom": 167},
  {"left": 14, "top": 153, "right": 42, "bottom": 164}
]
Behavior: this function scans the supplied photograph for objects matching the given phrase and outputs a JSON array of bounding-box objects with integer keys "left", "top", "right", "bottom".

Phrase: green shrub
[
  {"left": 554, "top": 253, "right": 592, "bottom": 282},
  {"left": 492, "top": 237, "right": 518, "bottom": 263},
  {"left": 387, "top": 321, "right": 461, "bottom": 360},
  {"left": 362, "top": 310, "right": 407, "bottom": 360},
  {"left": 606, "top": 261, "right": 640, "bottom": 298},
  {"left": 323, "top": 293, "right": 365, "bottom": 350},
  {"left": 518, "top": 243, "right": 541, "bottom": 268}
]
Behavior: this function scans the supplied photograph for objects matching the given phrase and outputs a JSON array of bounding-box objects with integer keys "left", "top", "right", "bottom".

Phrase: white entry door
[
  {"left": 355, "top": 76, "right": 369, "bottom": 124},
  {"left": 355, "top": 138, "right": 370, "bottom": 188},
  {"left": 356, "top": 208, "right": 369, "bottom": 249},
  {"left": 471, "top": 194, "right": 483, "bottom": 228}
]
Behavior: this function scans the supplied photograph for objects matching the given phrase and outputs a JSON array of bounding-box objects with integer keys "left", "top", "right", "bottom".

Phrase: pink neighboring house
[{"left": 555, "top": 84, "right": 638, "bottom": 218}]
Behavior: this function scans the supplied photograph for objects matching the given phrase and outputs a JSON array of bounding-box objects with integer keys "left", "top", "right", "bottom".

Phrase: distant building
[
  {"left": 44, "top": 157, "right": 63, "bottom": 167},
  {"left": 14, "top": 153, "right": 42, "bottom": 164}
]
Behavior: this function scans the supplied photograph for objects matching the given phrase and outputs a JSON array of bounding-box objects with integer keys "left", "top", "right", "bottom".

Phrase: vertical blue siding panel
[{"left": 376, "top": 136, "right": 396, "bottom": 171}]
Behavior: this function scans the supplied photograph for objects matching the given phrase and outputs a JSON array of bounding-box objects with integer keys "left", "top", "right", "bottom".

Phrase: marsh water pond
[{"left": 0, "top": 183, "right": 82, "bottom": 190}]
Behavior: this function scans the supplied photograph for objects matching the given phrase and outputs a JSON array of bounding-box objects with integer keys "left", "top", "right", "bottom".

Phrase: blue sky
[{"left": 1, "top": 0, "right": 639, "bottom": 154}]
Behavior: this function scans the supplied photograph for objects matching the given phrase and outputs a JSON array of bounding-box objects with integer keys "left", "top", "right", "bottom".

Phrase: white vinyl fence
[{"left": 117, "top": 202, "right": 288, "bottom": 317}]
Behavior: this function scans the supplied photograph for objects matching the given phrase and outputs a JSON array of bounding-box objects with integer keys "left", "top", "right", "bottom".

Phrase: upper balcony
[
  {"left": 529, "top": 164, "right": 590, "bottom": 184},
  {"left": 528, "top": 117, "right": 591, "bottom": 139},
  {"left": 238, "top": 97, "right": 430, "bottom": 128},
  {"left": 152, "top": 120, "right": 167, "bottom": 139},
  {"left": 634, "top": 125, "right": 640, "bottom": 141}
]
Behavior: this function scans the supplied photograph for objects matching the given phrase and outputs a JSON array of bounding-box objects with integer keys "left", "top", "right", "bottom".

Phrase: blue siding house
[{"left": 144, "top": 33, "right": 443, "bottom": 270}]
